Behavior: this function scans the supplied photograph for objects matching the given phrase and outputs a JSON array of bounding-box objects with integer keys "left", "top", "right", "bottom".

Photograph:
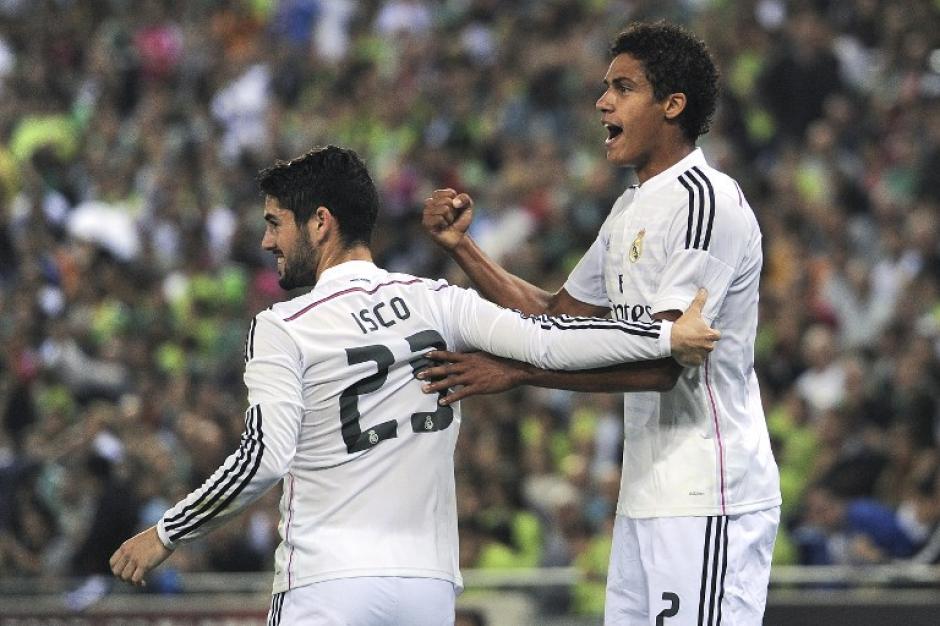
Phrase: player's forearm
[
  {"left": 157, "top": 404, "right": 291, "bottom": 549},
  {"left": 469, "top": 301, "right": 672, "bottom": 370},
  {"left": 157, "top": 460, "right": 281, "bottom": 549},
  {"left": 517, "top": 358, "right": 682, "bottom": 393},
  {"left": 450, "top": 236, "right": 552, "bottom": 315}
]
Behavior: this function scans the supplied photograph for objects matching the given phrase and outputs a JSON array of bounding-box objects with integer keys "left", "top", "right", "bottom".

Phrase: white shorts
[
  {"left": 605, "top": 507, "right": 779, "bottom": 626},
  {"left": 267, "top": 576, "right": 457, "bottom": 626}
]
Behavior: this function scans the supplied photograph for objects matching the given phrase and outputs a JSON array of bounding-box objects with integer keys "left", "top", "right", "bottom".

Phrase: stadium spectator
[{"left": 0, "top": 0, "right": 937, "bottom": 618}]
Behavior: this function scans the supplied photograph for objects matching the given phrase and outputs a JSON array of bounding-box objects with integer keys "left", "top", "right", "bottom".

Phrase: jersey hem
[
  {"left": 616, "top": 494, "right": 781, "bottom": 518},
  {"left": 272, "top": 568, "right": 462, "bottom": 594}
]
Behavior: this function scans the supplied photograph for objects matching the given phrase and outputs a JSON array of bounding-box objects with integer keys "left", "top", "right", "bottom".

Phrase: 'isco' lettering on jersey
[{"left": 350, "top": 297, "right": 412, "bottom": 334}]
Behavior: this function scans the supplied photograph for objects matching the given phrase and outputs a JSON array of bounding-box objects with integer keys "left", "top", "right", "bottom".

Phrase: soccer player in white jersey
[
  {"left": 108, "top": 145, "right": 720, "bottom": 625},
  {"left": 421, "top": 22, "right": 781, "bottom": 626}
]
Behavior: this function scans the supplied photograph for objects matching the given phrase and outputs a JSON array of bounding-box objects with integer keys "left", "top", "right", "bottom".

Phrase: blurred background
[{"left": 0, "top": 0, "right": 938, "bottom": 624}]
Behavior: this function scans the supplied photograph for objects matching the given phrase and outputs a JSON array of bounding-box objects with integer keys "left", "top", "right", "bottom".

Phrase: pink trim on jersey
[
  {"left": 705, "top": 357, "right": 727, "bottom": 514},
  {"left": 283, "top": 278, "right": 424, "bottom": 321},
  {"left": 286, "top": 472, "right": 296, "bottom": 587}
]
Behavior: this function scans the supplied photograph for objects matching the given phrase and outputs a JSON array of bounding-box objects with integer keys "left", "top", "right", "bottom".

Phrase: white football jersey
[
  {"left": 565, "top": 149, "right": 781, "bottom": 518},
  {"left": 157, "top": 261, "right": 676, "bottom": 593}
]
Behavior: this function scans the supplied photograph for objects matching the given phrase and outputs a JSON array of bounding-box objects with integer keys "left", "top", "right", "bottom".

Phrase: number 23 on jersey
[{"left": 339, "top": 329, "right": 454, "bottom": 454}]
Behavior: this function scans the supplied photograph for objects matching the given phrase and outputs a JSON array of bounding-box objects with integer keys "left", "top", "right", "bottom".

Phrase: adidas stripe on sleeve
[
  {"left": 440, "top": 285, "right": 673, "bottom": 368},
  {"left": 157, "top": 312, "right": 304, "bottom": 549}
]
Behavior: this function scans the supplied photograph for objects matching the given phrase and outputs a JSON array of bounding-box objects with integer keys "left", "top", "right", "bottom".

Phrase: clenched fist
[{"left": 423, "top": 188, "right": 474, "bottom": 251}]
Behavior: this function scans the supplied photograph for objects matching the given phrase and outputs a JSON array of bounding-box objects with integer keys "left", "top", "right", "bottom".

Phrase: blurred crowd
[{"left": 0, "top": 0, "right": 938, "bottom": 616}]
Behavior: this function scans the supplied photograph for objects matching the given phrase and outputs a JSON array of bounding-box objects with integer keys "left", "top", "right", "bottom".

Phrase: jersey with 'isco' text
[
  {"left": 565, "top": 149, "right": 781, "bottom": 518},
  {"left": 157, "top": 261, "right": 675, "bottom": 593}
]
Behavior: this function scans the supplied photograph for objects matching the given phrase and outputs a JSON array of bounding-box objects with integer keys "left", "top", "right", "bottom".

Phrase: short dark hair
[
  {"left": 257, "top": 145, "right": 379, "bottom": 247},
  {"left": 610, "top": 21, "right": 719, "bottom": 143}
]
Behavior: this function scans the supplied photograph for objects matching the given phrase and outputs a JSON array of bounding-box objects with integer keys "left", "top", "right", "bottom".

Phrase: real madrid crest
[{"left": 629, "top": 229, "right": 646, "bottom": 263}]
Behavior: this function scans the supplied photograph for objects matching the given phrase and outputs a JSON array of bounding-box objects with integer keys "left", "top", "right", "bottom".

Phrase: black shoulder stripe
[
  {"left": 691, "top": 166, "right": 716, "bottom": 251},
  {"left": 687, "top": 171, "right": 706, "bottom": 249},
  {"left": 678, "top": 174, "right": 696, "bottom": 249},
  {"left": 245, "top": 316, "right": 258, "bottom": 363}
]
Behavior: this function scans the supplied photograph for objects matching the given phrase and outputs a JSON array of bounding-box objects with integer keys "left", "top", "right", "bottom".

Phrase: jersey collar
[
  {"left": 316, "top": 260, "right": 381, "bottom": 286},
  {"left": 634, "top": 148, "right": 707, "bottom": 195}
]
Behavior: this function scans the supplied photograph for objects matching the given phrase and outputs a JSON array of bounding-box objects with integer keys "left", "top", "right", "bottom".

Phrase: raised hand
[
  {"left": 422, "top": 188, "right": 474, "bottom": 251},
  {"left": 670, "top": 288, "right": 721, "bottom": 367}
]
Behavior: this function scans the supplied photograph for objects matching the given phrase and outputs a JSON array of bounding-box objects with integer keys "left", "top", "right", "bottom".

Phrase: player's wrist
[
  {"left": 443, "top": 232, "right": 473, "bottom": 255},
  {"left": 509, "top": 361, "right": 537, "bottom": 387},
  {"left": 155, "top": 522, "right": 178, "bottom": 551}
]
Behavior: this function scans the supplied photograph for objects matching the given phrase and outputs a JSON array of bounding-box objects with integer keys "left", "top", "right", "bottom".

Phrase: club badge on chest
[{"left": 629, "top": 229, "right": 646, "bottom": 263}]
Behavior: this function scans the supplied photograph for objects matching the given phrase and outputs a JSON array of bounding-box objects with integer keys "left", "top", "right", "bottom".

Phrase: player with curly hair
[{"left": 423, "top": 21, "right": 781, "bottom": 625}]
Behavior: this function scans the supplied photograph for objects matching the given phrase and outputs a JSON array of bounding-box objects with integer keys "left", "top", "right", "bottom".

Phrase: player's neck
[
  {"left": 315, "top": 244, "right": 373, "bottom": 280},
  {"left": 634, "top": 140, "right": 695, "bottom": 186}
]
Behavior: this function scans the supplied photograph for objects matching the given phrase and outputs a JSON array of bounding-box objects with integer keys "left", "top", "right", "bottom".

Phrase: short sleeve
[
  {"left": 651, "top": 193, "right": 753, "bottom": 323},
  {"left": 563, "top": 236, "right": 609, "bottom": 308}
]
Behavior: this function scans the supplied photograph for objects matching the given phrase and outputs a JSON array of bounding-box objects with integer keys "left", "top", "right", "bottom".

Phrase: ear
[
  {"left": 663, "top": 92, "right": 687, "bottom": 122},
  {"left": 309, "top": 206, "right": 334, "bottom": 243}
]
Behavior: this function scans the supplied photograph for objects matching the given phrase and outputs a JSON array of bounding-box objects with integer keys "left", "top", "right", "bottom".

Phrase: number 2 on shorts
[{"left": 656, "top": 591, "right": 680, "bottom": 625}]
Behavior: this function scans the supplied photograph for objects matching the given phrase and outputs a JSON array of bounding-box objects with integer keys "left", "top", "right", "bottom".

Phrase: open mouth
[{"left": 604, "top": 123, "right": 623, "bottom": 144}]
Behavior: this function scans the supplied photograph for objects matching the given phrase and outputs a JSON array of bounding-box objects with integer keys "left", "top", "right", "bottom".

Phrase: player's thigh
[
  {"left": 605, "top": 515, "right": 650, "bottom": 626},
  {"left": 720, "top": 507, "right": 779, "bottom": 625},
  {"left": 268, "top": 576, "right": 456, "bottom": 626},
  {"left": 394, "top": 577, "right": 457, "bottom": 625},
  {"left": 634, "top": 509, "right": 779, "bottom": 626}
]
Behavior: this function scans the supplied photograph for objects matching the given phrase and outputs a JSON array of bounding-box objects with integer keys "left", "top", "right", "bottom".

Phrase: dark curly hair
[
  {"left": 257, "top": 145, "right": 379, "bottom": 247},
  {"left": 610, "top": 21, "right": 719, "bottom": 143}
]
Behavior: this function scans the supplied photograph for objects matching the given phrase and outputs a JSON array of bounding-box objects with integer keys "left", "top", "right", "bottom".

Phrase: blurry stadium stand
[{"left": 3, "top": 567, "right": 940, "bottom": 626}]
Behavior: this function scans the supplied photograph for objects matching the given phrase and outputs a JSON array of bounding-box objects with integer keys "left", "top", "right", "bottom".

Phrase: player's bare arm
[
  {"left": 419, "top": 290, "right": 718, "bottom": 402},
  {"left": 419, "top": 352, "right": 682, "bottom": 404},
  {"left": 109, "top": 526, "right": 172, "bottom": 587},
  {"left": 423, "top": 189, "right": 604, "bottom": 316}
]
